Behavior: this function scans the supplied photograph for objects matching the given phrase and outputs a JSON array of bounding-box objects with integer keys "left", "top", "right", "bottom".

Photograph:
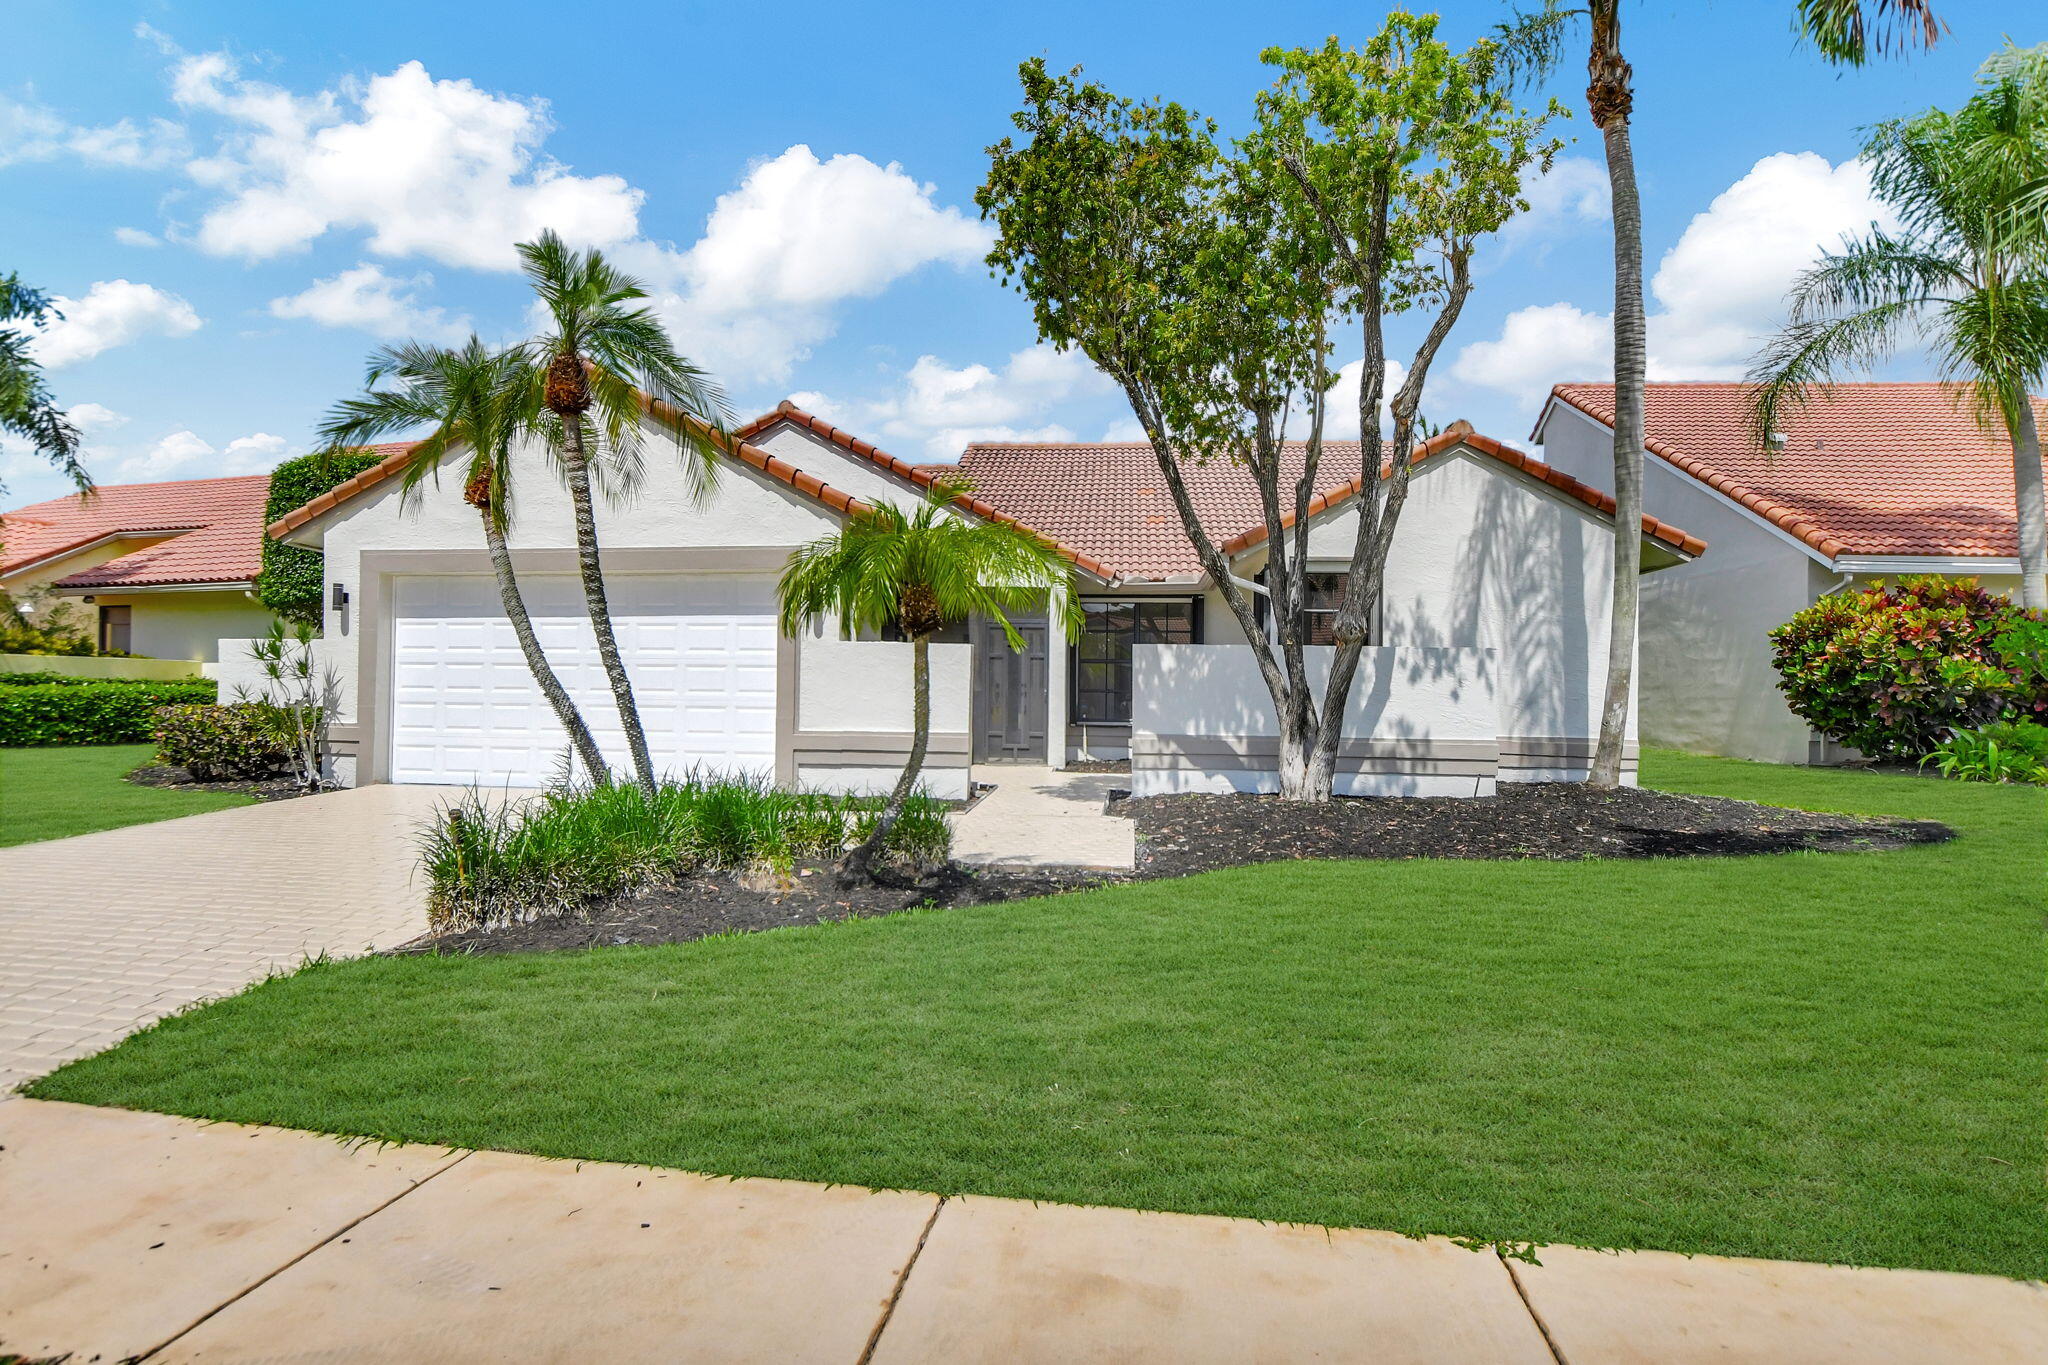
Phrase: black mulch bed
[
  {"left": 404, "top": 781, "right": 1951, "bottom": 958},
  {"left": 400, "top": 860, "right": 1110, "bottom": 957},
  {"left": 1122, "top": 781, "right": 1952, "bottom": 877},
  {"left": 125, "top": 763, "right": 312, "bottom": 803}
]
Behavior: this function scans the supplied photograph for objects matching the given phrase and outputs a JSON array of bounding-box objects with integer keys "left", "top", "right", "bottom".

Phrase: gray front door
[{"left": 975, "top": 616, "right": 1048, "bottom": 762}]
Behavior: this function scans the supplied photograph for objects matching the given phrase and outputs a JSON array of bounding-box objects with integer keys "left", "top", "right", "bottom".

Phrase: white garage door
[{"left": 389, "top": 573, "right": 778, "bottom": 787}]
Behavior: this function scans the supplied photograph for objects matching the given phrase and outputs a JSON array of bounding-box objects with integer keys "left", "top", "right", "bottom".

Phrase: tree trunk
[
  {"left": 480, "top": 507, "right": 611, "bottom": 785},
  {"left": 1589, "top": 2, "right": 1643, "bottom": 792},
  {"left": 2011, "top": 398, "right": 2047, "bottom": 610},
  {"left": 843, "top": 634, "right": 931, "bottom": 883},
  {"left": 558, "top": 415, "right": 659, "bottom": 795}
]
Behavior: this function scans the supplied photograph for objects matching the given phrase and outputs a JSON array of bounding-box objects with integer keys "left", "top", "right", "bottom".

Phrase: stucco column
[{"left": 1045, "top": 584, "right": 1069, "bottom": 768}]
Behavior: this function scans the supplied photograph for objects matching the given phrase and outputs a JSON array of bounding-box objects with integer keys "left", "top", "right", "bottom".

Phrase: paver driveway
[{"left": 0, "top": 785, "right": 452, "bottom": 1091}]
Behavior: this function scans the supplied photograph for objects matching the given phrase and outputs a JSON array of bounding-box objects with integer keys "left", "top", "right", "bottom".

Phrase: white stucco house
[
  {"left": 1534, "top": 381, "right": 2044, "bottom": 765},
  {"left": 1, "top": 475, "right": 281, "bottom": 661},
  {"left": 257, "top": 397, "right": 1704, "bottom": 798}
]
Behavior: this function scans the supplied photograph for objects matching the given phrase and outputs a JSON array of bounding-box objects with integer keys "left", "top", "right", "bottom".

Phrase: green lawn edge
[
  {"left": 24, "top": 749, "right": 2048, "bottom": 1279},
  {"left": 0, "top": 744, "right": 256, "bottom": 847}
]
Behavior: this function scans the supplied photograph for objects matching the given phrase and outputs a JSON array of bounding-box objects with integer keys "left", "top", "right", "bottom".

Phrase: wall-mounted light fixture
[
  {"left": 331, "top": 582, "right": 350, "bottom": 611},
  {"left": 81, "top": 594, "right": 96, "bottom": 604}
]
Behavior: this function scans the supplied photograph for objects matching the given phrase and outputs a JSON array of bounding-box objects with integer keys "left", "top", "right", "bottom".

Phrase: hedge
[
  {"left": 153, "top": 703, "right": 291, "bottom": 779},
  {"left": 0, "top": 679, "right": 218, "bottom": 745},
  {"left": 1770, "top": 576, "right": 2046, "bottom": 758},
  {"left": 254, "top": 450, "right": 387, "bottom": 625}
]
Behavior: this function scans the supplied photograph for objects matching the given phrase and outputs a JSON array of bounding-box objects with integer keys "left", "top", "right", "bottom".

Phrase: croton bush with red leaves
[{"left": 1769, "top": 576, "right": 2048, "bottom": 759}]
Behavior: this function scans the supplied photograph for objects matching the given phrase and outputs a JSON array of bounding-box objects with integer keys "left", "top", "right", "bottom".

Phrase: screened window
[
  {"left": 1255, "top": 571, "right": 1369, "bottom": 646},
  {"left": 1072, "top": 599, "right": 1199, "bottom": 724}
]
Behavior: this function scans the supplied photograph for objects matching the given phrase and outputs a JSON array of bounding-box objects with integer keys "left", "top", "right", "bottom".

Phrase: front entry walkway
[
  {"left": 4, "top": 1100, "right": 2043, "bottom": 1363},
  {"left": 0, "top": 785, "right": 450, "bottom": 1091},
  {"left": 951, "top": 765, "right": 1135, "bottom": 871}
]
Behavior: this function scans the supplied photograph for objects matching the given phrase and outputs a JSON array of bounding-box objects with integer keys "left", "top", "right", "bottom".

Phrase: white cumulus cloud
[
  {"left": 1450, "top": 152, "right": 1897, "bottom": 407},
  {"left": 113, "top": 227, "right": 162, "bottom": 248},
  {"left": 644, "top": 145, "right": 994, "bottom": 383},
  {"left": 788, "top": 345, "right": 1110, "bottom": 460},
  {"left": 270, "top": 263, "right": 469, "bottom": 342},
  {"left": 113, "top": 429, "right": 290, "bottom": 480},
  {"left": 66, "top": 402, "right": 129, "bottom": 433},
  {"left": 0, "top": 95, "right": 188, "bottom": 170},
  {"left": 29, "top": 280, "right": 202, "bottom": 368},
  {"left": 169, "top": 50, "right": 643, "bottom": 269}
]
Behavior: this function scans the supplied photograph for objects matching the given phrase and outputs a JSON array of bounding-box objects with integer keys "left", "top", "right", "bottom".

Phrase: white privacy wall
[
  {"left": 794, "top": 632, "right": 972, "bottom": 800},
  {"left": 1233, "top": 447, "right": 1637, "bottom": 784},
  {"left": 1131, "top": 645, "right": 1500, "bottom": 797}
]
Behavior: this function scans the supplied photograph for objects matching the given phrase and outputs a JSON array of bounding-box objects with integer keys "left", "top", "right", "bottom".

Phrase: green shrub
[
  {"left": 253, "top": 450, "right": 386, "bottom": 625},
  {"left": 0, "top": 679, "right": 217, "bottom": 745},
  {"left": 0, "top": 671, "right": 103, "bottom": 685},
  {"left": 418, "top": 775, "right": 954, "bottom": 930},
  {"left": 1921, "top": 722, "right": 2048, "bottom": 784},
  {"left": 1770, "top": 577, "right": 2047, "bottom": 759},
  {"left": 152, "top": 703, "right": 291, "bottom": 780}
]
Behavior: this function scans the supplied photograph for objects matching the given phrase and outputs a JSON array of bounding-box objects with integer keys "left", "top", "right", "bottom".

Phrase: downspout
[{"left": 1820, "top": 570, "right": 1856, "bottom": 597}]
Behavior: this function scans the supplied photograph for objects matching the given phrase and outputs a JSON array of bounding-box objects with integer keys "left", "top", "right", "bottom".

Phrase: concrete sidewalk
[
  {"left": 951, "top": 765, "right": 1135, "bottom": 871},
  {"left": 4, "top": 1099, "right": 2042, "bottom": 1363}
]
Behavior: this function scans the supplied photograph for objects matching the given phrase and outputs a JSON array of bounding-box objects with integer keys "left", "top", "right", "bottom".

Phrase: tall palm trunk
[
  {"left": 2012, "top": 397, "right": 2047, "bottom": 610},
  {"left": 1589, "top": 0, "right": 1644, "bottom": 791},
  {"left": 477, "top": 505, "right": 611, "bottom": 785},
  {"left": 843, "top": 633, "right": 930, "bottom": 883},
  {"left": 558, "top": 414, "right": 659, "bottom": 794}
]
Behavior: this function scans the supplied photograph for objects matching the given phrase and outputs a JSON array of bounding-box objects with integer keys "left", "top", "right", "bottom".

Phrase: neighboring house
[
  {"left": 263, "top": 396, "right": 1702, "bottom": 798},
  {"left": 0, "top": 475, "right": 281, "bottom": 661},
  {"left": 1533, "top": 381, "right": 2047, "bottom": 765}
]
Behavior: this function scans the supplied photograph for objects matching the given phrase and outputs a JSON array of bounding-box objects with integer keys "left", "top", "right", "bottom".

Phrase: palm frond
[
  {"left": 1747, "top": 299, "right": 1927, "bottom": 447},
  {"left": 1796, "top": 0, "right": 1946, "bottom": 67},
  {"left": 1490, "top": 1, "right": 1585, "bottom": 91}
]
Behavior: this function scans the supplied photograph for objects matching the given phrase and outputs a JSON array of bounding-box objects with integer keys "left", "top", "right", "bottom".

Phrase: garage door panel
[{"left": 390, "top": 573, "right": 781, "bottom": 787}]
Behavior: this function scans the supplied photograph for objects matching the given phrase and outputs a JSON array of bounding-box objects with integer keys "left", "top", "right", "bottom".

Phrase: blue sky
[{"left": 1, "top": 0, "right": 2034, "bottom": 507}]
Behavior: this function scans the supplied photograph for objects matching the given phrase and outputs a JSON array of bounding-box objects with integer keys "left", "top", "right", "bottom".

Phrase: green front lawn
[
  {"left": 26, "top": 751, "right": 2046, "bottom": 1278},
  {"left": 0, "top": 744, "right": 256, "bottom": 847}
]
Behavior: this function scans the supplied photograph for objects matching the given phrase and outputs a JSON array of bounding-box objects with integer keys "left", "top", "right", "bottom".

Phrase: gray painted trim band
[
  {"left": 1135, "top": 734, "right": 1500, "bottom": 762},
  {"left": 791, "top": 731, "right": 971, "bottom": 765},
  {"left": 360, "top": 546, "right": 797, "bottom": 577},
  {"left": 1140, "top": 753, "right": 1498, "bottom": 777}
]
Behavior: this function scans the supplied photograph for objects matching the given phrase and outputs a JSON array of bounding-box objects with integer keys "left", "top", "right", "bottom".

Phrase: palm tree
[
  {"left": 0, "top": 273, "right": 86, "bottom": 496},
  {"left": 1794, "top": 1, "right": 1945, "bottom": 65},
  {"left": 1496, "top": 0, "right": 1946, "bottom": 788},
  {"left": 514, "top": 229, "right": 732, "bottom": 796},
  {"left": 778, "top": 484, "right": 1080, "bottom": 883},
  {"left": 318, "top": 338, "right": 614, "bottom": 783},
  {"left": 1750, "top": 57, "right": 2048, "bottom": 609},
  {"left": 1495, "top": 2, "right": 1643, "bottom": 790}
]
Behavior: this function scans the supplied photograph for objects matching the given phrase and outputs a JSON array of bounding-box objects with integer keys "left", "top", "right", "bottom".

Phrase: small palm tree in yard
[
  {"left": 318, "top": 337, "right": 613, "bottom": 783},
  {"left": 515, "top": 229, "right": 733, "bottom": 795},
  {"left": 779, "top": 485, "right": 1080, "bottom": 883},
  {"left": 1751, "top": 45, "right": 2048, "bottom": 609}
]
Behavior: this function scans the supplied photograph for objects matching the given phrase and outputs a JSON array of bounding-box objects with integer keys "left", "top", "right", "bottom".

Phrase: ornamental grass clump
[
  {"left": 1770, "top": 577, "right": 2048, "bottom": 759},
  {"left": 419, "top": 774, "right": 952, "bottom": 931}
]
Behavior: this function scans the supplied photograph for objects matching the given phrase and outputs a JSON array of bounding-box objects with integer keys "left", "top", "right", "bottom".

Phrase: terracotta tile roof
[
  {"left": 957, "top": 426, "right": 1704, "bottom": 578},
  {"left": 734, "top": 401, "right": 1119, "bottom": 580},
  {"left": 1, "top": 474, "right": 274, "bottom": 589},
  {"left": 1546, "top": 382, "right": 2048, "bottom": 561}
]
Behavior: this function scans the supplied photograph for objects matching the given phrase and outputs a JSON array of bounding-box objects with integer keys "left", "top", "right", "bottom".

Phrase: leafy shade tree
[
  {"left": 1750, "top": 46, "right": 2048, "bottom": 609},
  {"left": 515, "top": 230, "right": 732, "bottom": 796},
  {"left": 318, "top": 338, "right": 613, "bottom": 784},
  {"left": 1794, "top": 0, "right": 1945, "bottom": 66},
  {"left": 779, "top": 485, "right": 1080, "bottom": 882},
  {"left": 980, "top": 16, "right": 1558, "bottom": 801},
  {"left": 0, "top": 273, "right": 86, "bottom": 496},
  {"left": 255, "top": 450, "right": 386, "bottom": 624}
]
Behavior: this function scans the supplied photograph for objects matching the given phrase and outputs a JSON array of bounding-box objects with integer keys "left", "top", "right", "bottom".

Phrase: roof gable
[
  {"left": 2, "top": 474, "right": 274, "bottom": 589},
  {"left": 1547, "top": 381, "right": 2046, "bottom": 561}
]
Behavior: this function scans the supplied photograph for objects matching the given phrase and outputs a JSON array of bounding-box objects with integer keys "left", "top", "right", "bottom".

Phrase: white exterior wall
[
  {"left": 87, "top": 589, "right": 279, "bottom": 663},
  {"left": 299, "top": 415, "right": 958, "bottom": 790},
  {"left": 1232, "top": 447, "right": 1636, "bottom": 782},
  {"left": 1539, "top": 402, "right": 1819, "bottom": 765},
  {"left": 1131, "top": 645, "right": 1499, "bottom": 797},
  {"left": 794, "top": 632, "right": 971, "bottom": 799}
]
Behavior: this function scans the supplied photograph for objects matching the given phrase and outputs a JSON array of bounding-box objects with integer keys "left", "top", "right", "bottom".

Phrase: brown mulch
[
  {"left": 124, "top": 763, "right": 314, "bottom": 802},
  {"left": 401, "top": 859, "right": 1108, "bottom": 956},
  {"left": 1121, "top": 781, "right": 1951, "bottom": 877}
]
